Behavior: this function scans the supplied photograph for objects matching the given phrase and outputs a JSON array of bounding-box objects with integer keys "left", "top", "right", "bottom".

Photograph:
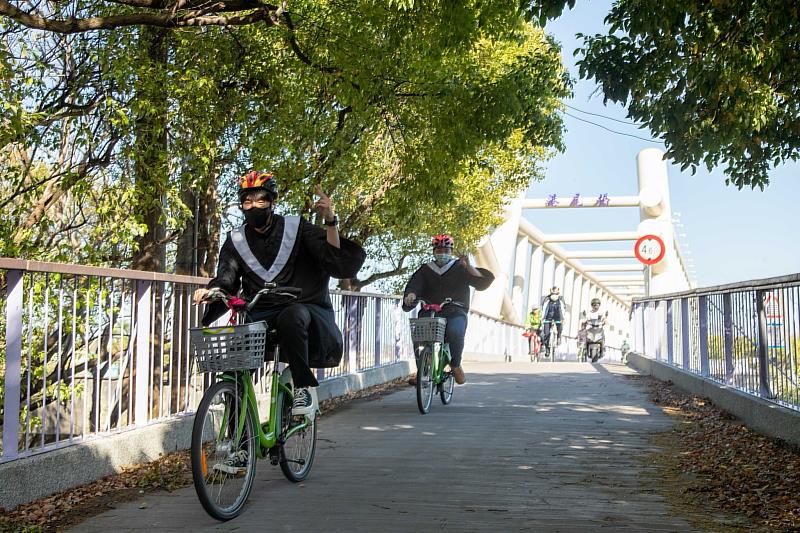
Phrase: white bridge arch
[{"left": 469, "top": 148, "right": 694, "bottom": 353}]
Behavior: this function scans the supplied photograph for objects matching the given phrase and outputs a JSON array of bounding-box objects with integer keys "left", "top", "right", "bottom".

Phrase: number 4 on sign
[{"left": 634, "top": 234, "right": 665, "bottom": 266}]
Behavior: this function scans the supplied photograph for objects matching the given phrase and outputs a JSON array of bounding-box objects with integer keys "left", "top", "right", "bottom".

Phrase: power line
[
  {"left": 563, "top": 102, "right": 644, "bottom": 126},
  {"left": 563, "top": 112, "right": 659, "bottom": 143}
]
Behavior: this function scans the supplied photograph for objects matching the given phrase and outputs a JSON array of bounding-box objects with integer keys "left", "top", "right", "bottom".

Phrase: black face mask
[{"left": 243, "top": 207, "right": 272, "bottom": 229}]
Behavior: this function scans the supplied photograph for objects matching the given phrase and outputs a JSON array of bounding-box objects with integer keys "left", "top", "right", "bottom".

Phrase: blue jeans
[{"left": 444, "top": 313, "right": 468, "bottom": 367}]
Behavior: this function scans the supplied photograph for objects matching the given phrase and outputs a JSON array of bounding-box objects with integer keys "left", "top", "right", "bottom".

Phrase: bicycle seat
[{"left": 264, "top": 329, "right": 289, "bottom": 364}]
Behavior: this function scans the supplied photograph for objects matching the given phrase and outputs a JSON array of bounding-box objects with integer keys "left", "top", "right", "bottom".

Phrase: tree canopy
[
  {"left": 575, "top": 0, "right": 799, "bottom": 189},
  {"left": 1, "top": 1, "right": 571, "bottom": 287}
]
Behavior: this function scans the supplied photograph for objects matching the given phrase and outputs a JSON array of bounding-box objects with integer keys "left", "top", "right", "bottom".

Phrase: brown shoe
[{"left": 452, "top": 366, "right": 466, "bottom": 385}]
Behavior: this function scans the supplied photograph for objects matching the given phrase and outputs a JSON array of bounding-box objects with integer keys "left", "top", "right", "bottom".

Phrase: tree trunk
[
  {"left": 199, "top": 175, "right": 221, "bottom": 277},
  {"left": 129, "top": 26, "right": 169, "bottom": 274},
  {"left": 174, "top": 183, "right": 197, "bottom": 277},
  {"left": 172, "top": 183, "right": 195, "bottom": 413},
  {"left": 171, "top": 171, "right": 219, "bottom": 411},
  {"left": 127, "top": 26, "right": 170, "bottom": 419}
]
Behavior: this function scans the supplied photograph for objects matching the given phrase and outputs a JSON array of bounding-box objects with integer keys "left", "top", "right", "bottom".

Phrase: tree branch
[
  {"left": 357, "top": 256, "right": 409, "bottom": 289},
  {"left": 282, "top": 10, "right": 338, "bottom": 74},
  {"left": 0, "top": 0, "right": 280, "bottom": 32}
]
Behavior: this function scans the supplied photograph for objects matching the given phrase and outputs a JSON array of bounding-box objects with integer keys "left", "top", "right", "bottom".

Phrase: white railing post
[
  {"left": 654, "top": 301, "right": 663, "bottom": 361},
  {"left": 633, "top": 303, "right": 643, "bottom": 353},
  {"left": 722, "top": 293, "right": 734, "bottom": 384},
  {"left": 135, "top": 280, "right": 152, "bottom": 426},
  {"left": 643, "top": 302, "right": 653, "bottom": 356},
  {"left": 698, "top": 295, "right": 710, "bottom": 377},
  {"left": 3, "top": 270, "right": 23, "bottom": 461},
  {"left": 666, "top": 300, "right": 674, "bottom": 364},
  {"left": 681, "top": 298, "right": 691, "bottom": 370}
]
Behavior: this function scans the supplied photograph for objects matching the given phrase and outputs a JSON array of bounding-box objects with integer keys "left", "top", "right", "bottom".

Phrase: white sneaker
[
  {"left": 292, "top": 387, "right": 318, "bottom": 417},
  {"left": 212, "top": 450, "right": 248, "bottom": 476}
]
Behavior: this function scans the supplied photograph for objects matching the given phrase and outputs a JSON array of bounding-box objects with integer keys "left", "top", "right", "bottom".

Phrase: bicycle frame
[
  {"left": 216, "top": 346, "right": 311, "bottom": 460},
  {"left": 545, "top": 318, "right": 561, "bottom": 359},
  {"left": 427, "top": 341, "right": 450, "bottom": 384},
  {"left": 416, "top": 303, "right": 455, "bottom": 384}
]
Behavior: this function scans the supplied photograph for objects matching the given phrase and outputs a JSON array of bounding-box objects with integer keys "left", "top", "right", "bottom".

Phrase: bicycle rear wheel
[
  {"left": 416, "top": 347, "right": 435, "bottom": 414},
  {"left": 279, "top": 388, "right": 317, "bottom": 482},
  {"left": 191, "top": 380, "right": 257, "bottom": 521},
  {"left": 439, "top": 372, "right": 454, "bottom": 405}
]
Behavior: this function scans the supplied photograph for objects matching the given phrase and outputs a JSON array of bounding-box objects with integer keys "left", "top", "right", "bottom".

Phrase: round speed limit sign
[{"left": 634, "top": 234, "right": 665, "bottom": 265}]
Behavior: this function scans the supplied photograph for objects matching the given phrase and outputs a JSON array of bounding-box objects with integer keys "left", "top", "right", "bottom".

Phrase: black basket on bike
[
  {"left": 409, "top": 317, "right": 447, "bottom": 344},
  {"left": 189, "top": 321, "right": 268, "bottom": 372}
]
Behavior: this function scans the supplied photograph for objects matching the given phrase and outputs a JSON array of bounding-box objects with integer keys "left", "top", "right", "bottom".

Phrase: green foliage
[
  {"left": 204, "top": 5, "right": 570, "bottom": 285},
  {"left": 576, "top": 0, "right": 800, "bottom": 189},
  {"left": 1, "top": 2, "right": 570, "bottom": 288}
]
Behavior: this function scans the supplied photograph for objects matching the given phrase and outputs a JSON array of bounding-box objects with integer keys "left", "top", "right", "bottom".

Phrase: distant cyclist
[
  {"left": 540, "top": 286, "right": 567, "bottom": 355},
  {"left": 402, "top": 234, "right": 494, "bottom": 384},
  {"left": 525, "top": 306, "right": 542, "bottom": 355}
]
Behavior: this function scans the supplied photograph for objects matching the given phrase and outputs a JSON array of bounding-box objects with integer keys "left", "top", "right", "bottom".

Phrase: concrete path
[{"left": 73, "top": 363, "right": 700, "bottom": 532}]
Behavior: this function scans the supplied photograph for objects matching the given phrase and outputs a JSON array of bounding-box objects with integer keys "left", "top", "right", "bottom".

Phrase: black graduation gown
[
  {"left": 202, "top": 215, "right": 366, "bottom": 367},
  {"left": 401, "top": 260, "right": 494, "bottom": 315}
]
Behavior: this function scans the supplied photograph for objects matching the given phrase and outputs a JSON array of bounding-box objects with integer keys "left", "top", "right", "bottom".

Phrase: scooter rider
[
  {"left": 581, "top": 298, "right": 608, "bottom": 328},
  {"left": 581, "top": 298, "right": 608, "bottom": 359},
  {"left": 541, "top": 286, "right": 567, "bottom": 355}
]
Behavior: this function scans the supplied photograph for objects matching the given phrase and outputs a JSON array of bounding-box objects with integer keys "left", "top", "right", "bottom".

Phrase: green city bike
[
  {"left": 189, "top": 285, "right": 317, "bottom": 521},
  {"left": 410, "top": 299, "right": 464, "bottom": 414}
]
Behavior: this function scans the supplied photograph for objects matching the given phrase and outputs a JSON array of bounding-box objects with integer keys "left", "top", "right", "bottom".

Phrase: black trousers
[{"left": 248, "top": 304, "right": 318, "bottom": 388}]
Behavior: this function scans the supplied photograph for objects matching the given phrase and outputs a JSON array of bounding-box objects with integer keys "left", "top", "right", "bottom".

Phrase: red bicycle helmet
[
  {"left": 238, "top": 171, "right": 277, "bottom": 200},
  {"left": 431, "top": 234, "right": 454, "bottom": 248}
]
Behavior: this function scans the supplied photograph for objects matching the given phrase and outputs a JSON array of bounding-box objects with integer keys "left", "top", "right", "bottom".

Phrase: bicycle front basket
[
  {"left": 409, "top": 317, "right": 447, "bottom": 344},
  {"left": 189, "top": 321, "right": 268, "bottom": 372}
]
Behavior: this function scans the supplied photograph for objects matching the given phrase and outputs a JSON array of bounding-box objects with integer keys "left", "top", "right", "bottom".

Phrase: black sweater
[
  {"left": 402, "top": 260, "right": 494, "bottom": 315},
  {"left": 203, "top": 215, "right": 366, "bottom": 324}
]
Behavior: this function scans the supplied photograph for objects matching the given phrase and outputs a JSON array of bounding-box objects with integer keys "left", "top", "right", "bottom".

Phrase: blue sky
[{"left": 525, "top": 1, "right": 799, "bottom": 287}]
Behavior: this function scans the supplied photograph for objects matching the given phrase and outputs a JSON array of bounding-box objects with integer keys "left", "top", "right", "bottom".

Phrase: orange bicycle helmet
[{"left": 238, "top": 171, "right": 277, "bottom": 200}]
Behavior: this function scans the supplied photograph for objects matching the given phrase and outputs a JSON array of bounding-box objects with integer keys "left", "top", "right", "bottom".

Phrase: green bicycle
[
  {"left": 410, "top": 299, "right": 464, "bottom": 414},
  {"left": 189, "top": 286, "right": 317, "bottom": 521}
]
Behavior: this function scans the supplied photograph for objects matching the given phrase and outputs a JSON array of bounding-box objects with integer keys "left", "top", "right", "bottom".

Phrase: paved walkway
[{"left": 74, "top": 363, "right": 700, "bottom": 532}]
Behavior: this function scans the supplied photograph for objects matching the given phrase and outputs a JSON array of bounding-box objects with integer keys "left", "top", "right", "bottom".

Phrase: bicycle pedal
[
  {"left": 211, "top": 464, "right": 246, "bottom": 477},
  {"left": 268, "top": 446, "right": 280, "bottom": 465}
]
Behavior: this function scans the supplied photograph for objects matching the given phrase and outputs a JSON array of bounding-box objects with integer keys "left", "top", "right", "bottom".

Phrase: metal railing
[
  {"left": 0, "top": 259, "right": 419, "bottom": 463},
  {"left": 631, "top": 274, "right": 800, "bottom": 411},
  {"left": 463, "top": 309, "right": 527, "bottom": 361},
  {"left": 0, "top": 259, "right": 531, "bottom": 464}
]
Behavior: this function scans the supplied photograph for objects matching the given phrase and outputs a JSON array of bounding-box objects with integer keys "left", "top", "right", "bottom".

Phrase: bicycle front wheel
[
  {"left": 279, "top": 389, "right": 317, "bottom": 482},
  {"left": 416, "top": 347, "right": 435, "bottom": 414},
  {"left": 191, "top": 380, "right": 257, "bottom": 521}
]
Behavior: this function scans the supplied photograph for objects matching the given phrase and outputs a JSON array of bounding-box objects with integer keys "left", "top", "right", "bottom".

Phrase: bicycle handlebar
[
  {"left": 415, "top": 298, "right": 465, "bottom": 309},
  {"left": 201, "top": 284, "right": 302, "bottom": 311}
]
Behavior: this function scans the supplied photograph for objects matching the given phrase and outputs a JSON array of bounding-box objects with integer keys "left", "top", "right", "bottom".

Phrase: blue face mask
[{"left": 434, "top": 253, "right": 452, "bottom": 265}]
